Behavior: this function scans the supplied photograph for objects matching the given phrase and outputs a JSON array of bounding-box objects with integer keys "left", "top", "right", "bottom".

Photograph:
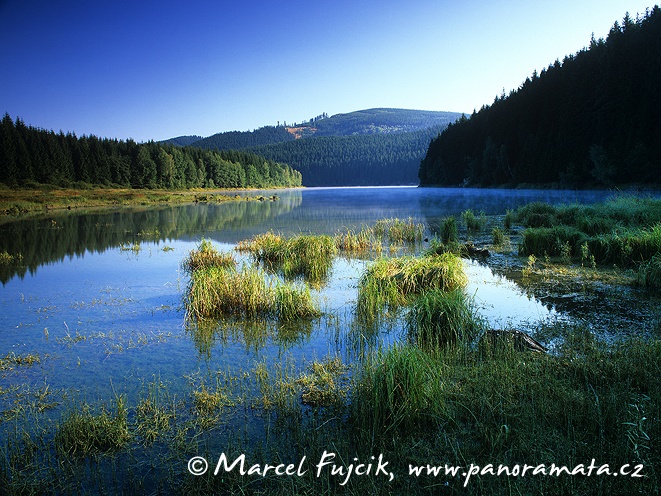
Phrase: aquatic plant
[
  {"left": 185, "top": 265, "right": 320, "bottom": 321},
  {"left": 461, "top": 209, "right": 485, "bottom": 232},
  {"left": 491, "top": 226, "right": 507, "bottom": 246},
  {"left": 440, "top": 216, "right": 458, "bottom": 244},
  {"left": 352, "top": 344, "right": 442, "bottom": 435},
  {"left": 181, "top": 238, "right": 235, "bottom": 274},
  {"left": 356, "top": 253, "right": 467, "bottom": 322},
  {"left": 334, "top": 227, "right": 373, "bottom": 254},
  {"left": 236, "top": 232, "right": 336, "bottom": 284},
  {"left": 54, "top": 396, "right": 130, "bottom": 457},
  {"left": 296, "top": 356, "right": 348, "bottom": 407},
  {"left": 406, "top": 288, "right": 483, "bottom": 351},
  {"left": 373, "top": 217, "right": 424, "bottom": 243}
]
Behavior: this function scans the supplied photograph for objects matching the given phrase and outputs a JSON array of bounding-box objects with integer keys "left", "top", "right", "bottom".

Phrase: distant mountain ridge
[
  {"left": 162, "top": 108, "right": 461, "bottom": 149},
  {"left": 161, "top": 108, "right": 463, "bottom": 186}
]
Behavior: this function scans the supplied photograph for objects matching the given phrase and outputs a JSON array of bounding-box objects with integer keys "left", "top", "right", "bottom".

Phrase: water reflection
[
  {"left": 1, "top": 186, "right": 631, "bottom": 285},
  {"left": 0, "top": 193, "right": 302, "bottom": 284}
]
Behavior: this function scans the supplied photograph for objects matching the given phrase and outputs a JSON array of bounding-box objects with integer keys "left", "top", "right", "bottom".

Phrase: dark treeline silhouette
[
  {"left": 419, "top": 7, "right": 661, "bottom": 188},
  {"left": 0, "top": 115, "right": 302, "bottom": 189},
  {"left": 246, "top": 125, "right": 450, "bottom": 186}
]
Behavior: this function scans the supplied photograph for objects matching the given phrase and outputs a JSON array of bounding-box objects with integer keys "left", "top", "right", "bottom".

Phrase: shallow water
[{"left": 0, "top": 186, "right": 645, "bottom": 410}]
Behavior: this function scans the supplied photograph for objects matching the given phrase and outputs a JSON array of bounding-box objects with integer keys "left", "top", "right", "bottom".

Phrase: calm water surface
[{"left": 0, "top": 187, "right": 641, "bottom": 408}]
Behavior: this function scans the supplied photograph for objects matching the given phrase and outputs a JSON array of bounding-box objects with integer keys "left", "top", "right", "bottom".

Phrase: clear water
[{"left": 0, "top": 186, "right": 631, "bottom": 409}]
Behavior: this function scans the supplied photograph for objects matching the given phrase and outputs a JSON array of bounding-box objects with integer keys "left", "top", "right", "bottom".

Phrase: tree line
[
  {"left": 246, "top": 125, "right": 449, "bottom": 186},
  {"left": 419, "top": 7, "right": 661, "bottom": 188},
  {"left": 0, "top": 114, "right": 302, "bottom": 189}
]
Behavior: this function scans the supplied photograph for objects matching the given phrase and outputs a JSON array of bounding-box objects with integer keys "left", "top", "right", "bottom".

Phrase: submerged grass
[{"left": 54, "top": 396, "right": 130, "bottom": 457}]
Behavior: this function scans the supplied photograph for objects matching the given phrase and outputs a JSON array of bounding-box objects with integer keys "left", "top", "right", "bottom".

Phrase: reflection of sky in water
[{"left": 464, "top": 260, "right": 559, "bottom": 330}]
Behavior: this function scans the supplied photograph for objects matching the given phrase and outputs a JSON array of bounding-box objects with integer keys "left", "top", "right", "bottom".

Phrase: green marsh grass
[
  {"left": 637, "top": 252, "right": 661, "bottom": 289},
  {"left": 406, "top": 288, "right": 483, "bottom": 351},
  {"left": 516, "top": 197, "right": 661, "bottom": 266},
  {"left": 440, "top": 216, "right": 458, "bottom": 244},
  {"left": 491, "top": 226, "right": 507, "bottom": 246},
  {"left": 237, "top": 232, "right": 336, "bottom": 284},
  {"left": 54, "top": 396, "right": 130, "bottom": 457},
  {"left": 185, "top": 265, "right": 320, "bottom": 322},
  {"left": 181, "top": 238, "right": 235, "bottom": 273},
  {"left": 356, "top": 253, "right": 467, "bottom": 323},
  {"left": 461, "top": 209, "right": 485, "bottom": 232},
  {"left": 352, "top": 344, "right": 443, "bottom": 437},
  {"left": 373, "top": 217, "right": 424, "bottom": 243}
]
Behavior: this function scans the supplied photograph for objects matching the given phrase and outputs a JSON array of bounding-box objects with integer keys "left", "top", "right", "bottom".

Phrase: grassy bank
[{"left": 0, "top": 185, "right": 284, "bottom": 220}]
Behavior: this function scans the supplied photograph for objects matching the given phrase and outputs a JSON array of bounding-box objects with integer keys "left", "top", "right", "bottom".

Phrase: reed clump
[
  {"left": 440, "top": 216, "right": 458, "bottom": 244},
  {"left": 237, "top": 232, "right": 336, "bottom": 283},
  {"left": 357, "top": 253, "right": 467, "bottom": 321},
  {"left": 406, "top": 288, "right": 483, "bottom": 351},
  {"left": 373, "top": 217, "right": 425, "bottom": 243},
  {"left": 461, "top": 209, "right": 485, "bottom": 232},
  {"left": 54, "top": 396, "right": 130, "bottom": 457},
  {"left": 185, "top": 265, "right": 320, "bottom": 322},
  {"left": 352, "top": 344, "right": 443, "bottom": 435},
  {"left": 181, "top": 239, "right": 235, "bottom": 274}
]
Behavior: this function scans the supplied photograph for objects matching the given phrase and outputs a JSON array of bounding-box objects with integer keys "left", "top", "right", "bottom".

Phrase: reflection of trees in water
[{"left": 0, "top": 193, "right": 302, "bottom": 284}]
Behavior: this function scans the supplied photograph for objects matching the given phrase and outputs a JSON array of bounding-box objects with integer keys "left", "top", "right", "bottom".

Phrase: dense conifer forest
[
  {"left": 246, "top": 125, "right": 448, "bottom": 186},
  {"left": 0, "top": 115, "right": 302, "bottom": 189},
  {"left": 419, "top": 7, "right": 661, "bottom": 188},
  {"left": 163, "top": 109, "right": 462, "bottom": 186}
]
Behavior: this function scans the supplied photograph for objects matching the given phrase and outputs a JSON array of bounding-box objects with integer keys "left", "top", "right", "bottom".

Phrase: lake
[{"left": 0, "top": 186, "right": 656, "bottom": 489}]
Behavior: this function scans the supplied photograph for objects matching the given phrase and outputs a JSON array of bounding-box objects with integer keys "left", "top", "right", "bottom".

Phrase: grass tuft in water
[
  {"left": 352, "top": 344, "right": 442, "bottom": 436},
  {"left": 185, "top": 265, "right": 320, "bottom": 322},
  {"left": 461, "top": 209, "right": 485, "bottom": 232},
  {"left": 54, "top": 396, "right": 130, "bottom": 457},
  {"left": 406, "top": 288, "right": 483, "bottom": 351},
  {"left": 181, "top": 238, "right": 235, "bottom": 274},
  {"left": 237, "top": 232, "right": 336, "bottom": 284},
  {"left": 440, "top": 216, "right": 458, "bottom": 244},
  {"left": 357, "top": 253, "right": 467, "bottom": 322},
  {"left": 373, "top": 217, "right": 425, "bottom": 243}
]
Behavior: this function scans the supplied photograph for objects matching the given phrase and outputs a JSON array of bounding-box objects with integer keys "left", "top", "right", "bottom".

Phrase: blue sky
[{"left": 0, "top": 0, "right": 654, "bottom": 142}]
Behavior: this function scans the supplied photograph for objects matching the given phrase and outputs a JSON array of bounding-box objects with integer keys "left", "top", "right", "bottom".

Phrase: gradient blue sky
[{"left": 0, "top": 0, "right": 654, "bottom": 142}]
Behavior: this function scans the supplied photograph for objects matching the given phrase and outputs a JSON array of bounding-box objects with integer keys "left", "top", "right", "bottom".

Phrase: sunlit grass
[
  {"left": 181, "top": 238, "right": 235, "bottom": 273},
  {"left": 185, "top": 265, "right": 320, "bottom": 322},
  {"left": 237, "top": 232, "right": 336, "bottom": 284},
  {"left": 356, "top": 252, "right": 467, "bottom": 322}
]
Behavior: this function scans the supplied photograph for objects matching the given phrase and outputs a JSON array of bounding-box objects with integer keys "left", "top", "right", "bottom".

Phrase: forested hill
[
  {"left": 419, "top": 7, "right": 661, "bottom": 188},
  {"left": 245, "top": 125, "right": 448, "bottom": 186},
  {"left": 0, "top": 115, "right": 302, "bottom": 189},
  {"left": 166, "top": 109, "right": 462, "bottom": 186}
]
